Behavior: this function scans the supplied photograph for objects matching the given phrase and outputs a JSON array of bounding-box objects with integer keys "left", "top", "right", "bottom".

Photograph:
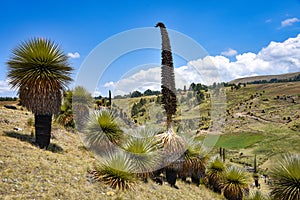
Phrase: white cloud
[
  {"left": 221, "top": 48, "right": 238, "bottom": 57},
  {"left": 113, "top": 67, "right": 161, "bottom": 96},
  {"left": 93, "top": 89, "right": 102, "bottom": 97},
  {"left": 281, "top": 17, "right": 300, "bottom": 27},
  {"left": 0, "top": 80, "right": 15, "bottom": 95},
  {"left": 103, "top": 64, "right": 214, "bottom": 96},
  {"left": 189, "top": 34, "right": 300, "bottom": 82},
  {"left": 104, "top": 81, "right": 116, "bottom": 88},
  {"left": 67, "top": 52, "right": 80, "bottom": 59},
  {"left": 102, "top": 34, "right": 300, "bottom": 95}
]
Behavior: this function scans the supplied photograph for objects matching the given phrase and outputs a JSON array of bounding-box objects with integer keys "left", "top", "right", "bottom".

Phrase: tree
[
  {"left": 131, "top": 90, "right": 142, "bottom": 98},
  {"left": 7, "top": 38, "right": 73, "bottom": 148},
  {"left": 143, "top": 89, "right": 160, "bottom": 96},
  {"left": 196, "top": 91, "right": 205, "bottom": 104},
  {"left": 269, "top": 154, "right": 300, "bottom": 200},
  {"left": 189, "top": 83, "right": 196, "bottom": 91}
]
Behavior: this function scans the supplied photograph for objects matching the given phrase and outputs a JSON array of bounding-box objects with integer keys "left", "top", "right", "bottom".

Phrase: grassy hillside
[
  {"left": 0, "top": 102, "right": 222, "bottom": 199},
  {"left": 1, "top": 81, "right": 299, "bottom": 199},
  {"left": 229, "top": 71, "right": 300, "bottom": 84},
  {"left": 113, "top": 82, "right": 300, "bottom": 169}
]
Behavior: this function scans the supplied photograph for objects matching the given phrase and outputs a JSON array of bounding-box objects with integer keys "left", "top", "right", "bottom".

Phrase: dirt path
[{"left": 235, "top": 112, "right": 283, "bottom": 124}]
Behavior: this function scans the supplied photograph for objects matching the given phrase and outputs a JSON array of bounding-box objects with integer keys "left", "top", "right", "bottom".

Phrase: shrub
[
  {"left": 94, "top": 152, "right": 136, "bottom": 190},
  {"left": 269, "top": 154, "right": 300, "bottom": 200},
  {"left": 246, "top": 190, "right": 270, "bottom": 200},
  {"left": 122, "top": 128, "right": 161, "bottom": 175},
  {"left": 206, "top": 157, "right": 225, "bottom": 193},
  {"left": 178, "top": 138, "right": 208, "bottom": 185},
  {"left": 84, "top": 109, "right": 123, "bottom": 148},
  {"left": 222, "top": 166, "right": 250, "bottom": 200}
]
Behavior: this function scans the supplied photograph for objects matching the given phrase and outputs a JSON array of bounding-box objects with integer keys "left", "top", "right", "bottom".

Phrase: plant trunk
[
  {"left": 191, "top": 174, "right": 200, "bottom": 185},
  {"left": 166, "top": 168, "right": 177, "bottom": 187},
  {"left": 108, "top": 90, "right": 112, "bottom": 109},
  {"left": 254, "top": 178, "right": 259, "bottom": 188},
  {"left": 35, "top": 114, "right": 52, "bottom": 149}
]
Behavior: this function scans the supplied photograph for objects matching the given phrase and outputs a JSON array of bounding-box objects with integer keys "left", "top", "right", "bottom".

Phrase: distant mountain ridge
[{"left": 229, "top": 72, "right": 300, "bottom": 84}]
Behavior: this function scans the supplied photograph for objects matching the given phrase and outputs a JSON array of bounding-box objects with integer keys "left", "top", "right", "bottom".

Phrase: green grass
[
  {"left": 196, "top": 132, "right": 265, "bottom": 149},
  {"left": 217, "top": 133, "right": 265, "bottom": 149}
]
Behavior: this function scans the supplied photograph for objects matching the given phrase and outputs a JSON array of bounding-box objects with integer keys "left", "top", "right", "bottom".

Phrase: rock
[
  {"left": 4, "top": 105, "right": 17, "bottom": 110},
  {"left": 106, "top": 191, "right": 115, "bottom": 196},
  {"left": 13, "top": 127, "right": 23, "bottom": 131},
  {"left": 0, "top": 119, "right": 9, "bottom": 124}
]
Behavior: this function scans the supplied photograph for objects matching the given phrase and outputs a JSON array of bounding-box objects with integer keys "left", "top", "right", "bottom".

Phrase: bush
[
  {"left": 222, "top": 166, "right": 250, "bottom": 200},
  {"left": 94, "top": 152, "right": 136, "bottom": 190},
  {"left": 269, "top": 154, "right": 300, "bottom": 200}
]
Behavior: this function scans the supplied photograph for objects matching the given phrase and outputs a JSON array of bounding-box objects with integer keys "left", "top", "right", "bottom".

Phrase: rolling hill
[
  {"left": 1, "top": 79, "right": 300, "bottom": 199},
  {"left": 229, "top": 71, "right": 300, "bottom": 84}
]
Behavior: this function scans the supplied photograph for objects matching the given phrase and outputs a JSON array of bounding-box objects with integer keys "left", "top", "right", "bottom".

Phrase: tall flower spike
[{"left": 155, "top": 22, "right": 177, "bottom": 128}]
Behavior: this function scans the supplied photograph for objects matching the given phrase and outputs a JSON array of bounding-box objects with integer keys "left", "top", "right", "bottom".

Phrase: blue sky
[{"left": 1, "top": 0, "right": 300, "bottom": 97}]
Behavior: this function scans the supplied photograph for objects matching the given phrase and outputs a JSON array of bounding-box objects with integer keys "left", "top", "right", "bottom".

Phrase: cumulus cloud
[
  {"left": 104, "top": 64, "right": 214, "bottom": 96},
  {"left": 281, "top": 17, "right": 300, "bottom": 27},
  {"left": 104, "top": 81, "right": 116, "bottom": 88},
  {"left": 0, "top": 80, "right": 14, "bottom": 94},
  {"left": 102, "top": 34, "right": 300, "bottom": 95},
  {"left": 67, "top": 52, "right": 80, "bottom": 59},
  {"left": 190, "top": 34, "right": 300, "bottom": 82},
  {"left": 93, "top": 89, "right": 102, "bottom": 97},
  {"left": 113, "top": 67, "right": 161, "bottom": 96},
  {"left": 221, "top": 48, "right": 238, "bottom": 57}
]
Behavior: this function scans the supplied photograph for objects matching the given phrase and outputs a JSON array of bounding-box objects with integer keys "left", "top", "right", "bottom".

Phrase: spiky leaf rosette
[
  {"left": 269, "top": 154, "right": 300, "bottom": 200},
  {"left": 94, "top": 152, "right": 136, "bottom": 190},
  {"left": 122, "top": 128, "right": 161, "bottom": 174},
  {"left": 156, "top": 22, "right": 177, "bottom": 127},
  {"left": 222, "top": 166, "right": 250, "bottom": 200},
  {"left": 55, "top": 90, "right": 75, "bottom": 129},
  {"left": 206, "top": 157, "right": 226, "bottom": 193},
  {"left": 247, "top": 190, "right": 270, "bottom": 200},
  {"left": 83, "top": 109, "right": 123, "bottom": 154},
  {"left": 178, "top": 138, "right": 208, "bottom": 180},
  {"left": 7, "top": 38, "right": 73, "bottom": 115},
  {"left": 72, "top": 86, "right": 93, "bottom": 130}
]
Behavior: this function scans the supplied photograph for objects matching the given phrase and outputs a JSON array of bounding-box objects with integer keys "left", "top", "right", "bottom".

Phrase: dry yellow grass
[{"left": 0, "top": 103, "right": 223, "bottom": 200}]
